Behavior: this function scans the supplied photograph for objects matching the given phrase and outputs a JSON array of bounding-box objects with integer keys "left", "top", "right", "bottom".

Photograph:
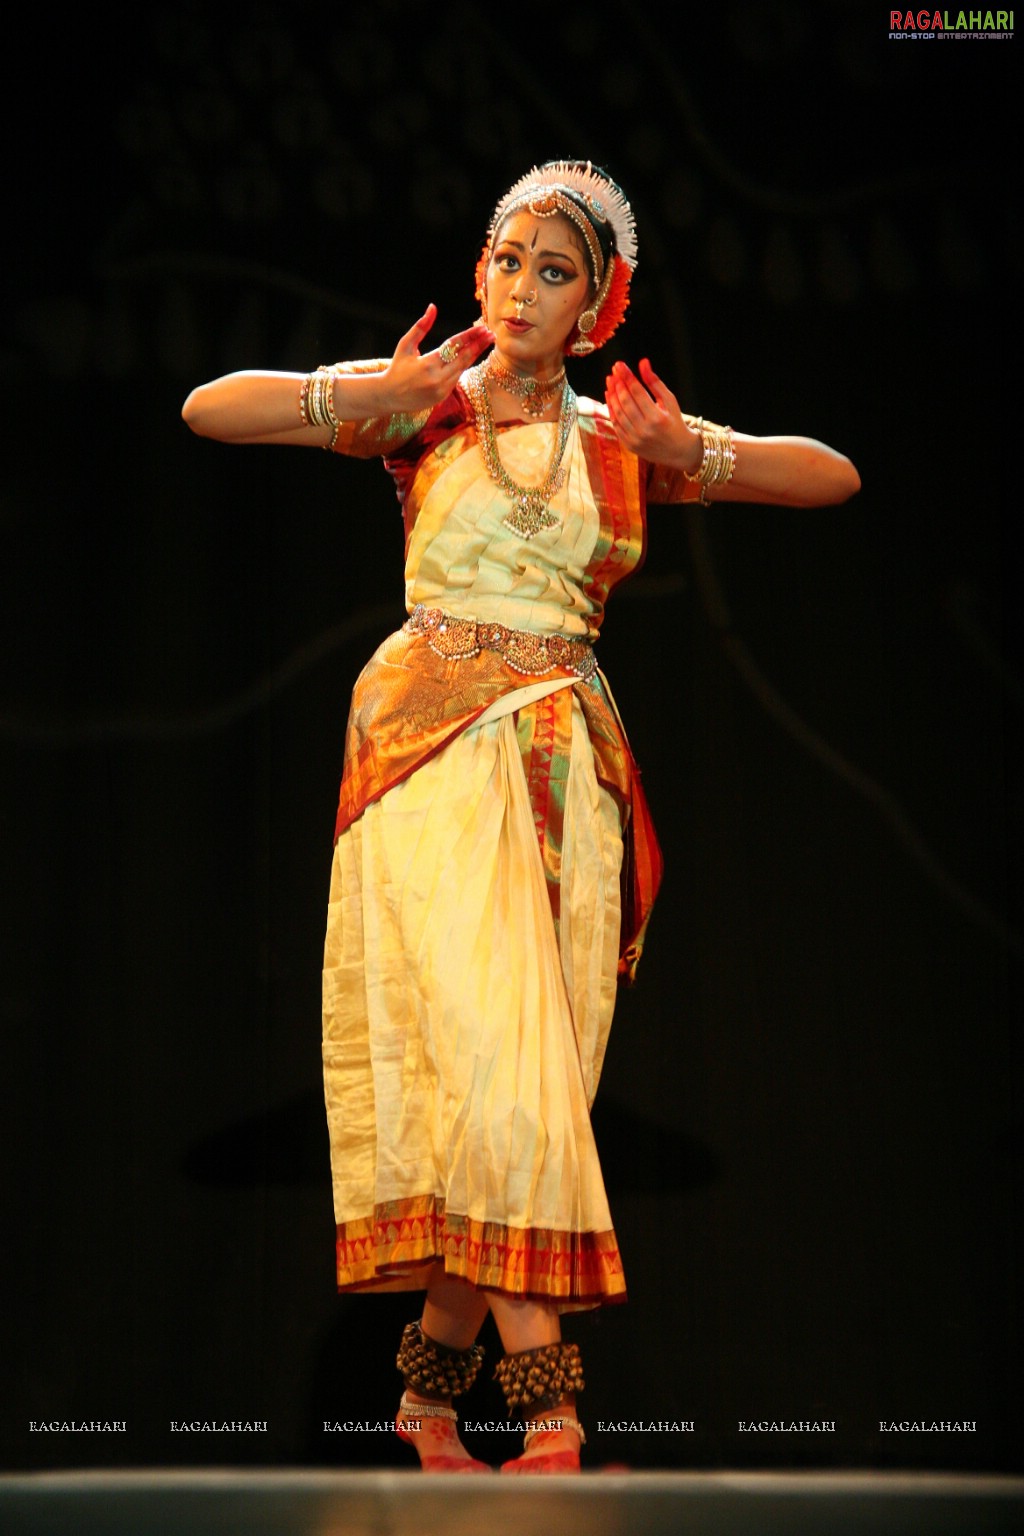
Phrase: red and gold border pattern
[{"left": 335, "top": 1194, "right": 626, "bottom": 1308}]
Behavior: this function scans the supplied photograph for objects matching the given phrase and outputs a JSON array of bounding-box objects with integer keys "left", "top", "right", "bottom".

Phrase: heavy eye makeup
[{"left": 493, "top": 246, "right": 580, "bottom": 285}]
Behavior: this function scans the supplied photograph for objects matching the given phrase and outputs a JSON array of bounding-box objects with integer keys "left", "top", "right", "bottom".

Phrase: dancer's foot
[
  {"left": 500, "top": 1413, "right": 584, "bottom": 1475},
  {"left": 395, "top": 1390, "right": 491, "bottom": 1473}
]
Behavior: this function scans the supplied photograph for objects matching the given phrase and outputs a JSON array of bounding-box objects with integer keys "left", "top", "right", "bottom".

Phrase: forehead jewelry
[
  {"left": 488, "top": 161, "right": 638, "bottom": 286},
  {"left": 484, "top": 161, "right": 638, "bottom": 355}
]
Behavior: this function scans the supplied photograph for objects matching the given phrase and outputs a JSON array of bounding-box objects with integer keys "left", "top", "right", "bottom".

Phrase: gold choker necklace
[{"left": 485, "top": 357, "right": 566, "bottom": 419}]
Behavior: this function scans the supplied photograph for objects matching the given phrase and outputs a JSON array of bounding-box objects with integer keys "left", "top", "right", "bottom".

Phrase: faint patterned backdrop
[{"left": 2, "top": 0, "right": 1019, "bottom": 1474}]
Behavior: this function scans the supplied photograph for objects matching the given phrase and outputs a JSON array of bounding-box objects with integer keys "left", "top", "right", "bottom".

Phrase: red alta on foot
[
  {"left": 500, "top": 1416, "right": 585, "bottom": 1475},
  {"left": 395, "top": 1393, "right": 492, "bottom": 1474}
]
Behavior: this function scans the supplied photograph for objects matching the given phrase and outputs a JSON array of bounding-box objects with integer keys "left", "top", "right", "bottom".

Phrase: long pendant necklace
[
  {"left": 484, "top": 356, "right": 567, "bottom": 418},
  {"left": 464, "top": 362, "right": 578, "bottom": 540}
]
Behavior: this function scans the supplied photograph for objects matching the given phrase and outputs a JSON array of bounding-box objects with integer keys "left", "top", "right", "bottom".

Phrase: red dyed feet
[
  {"left": 395, "top": 1392, "right": 491, "bottom": 1474},
  {"left": 500, "top": 1416, "right": 585, "bottom": 1475}
]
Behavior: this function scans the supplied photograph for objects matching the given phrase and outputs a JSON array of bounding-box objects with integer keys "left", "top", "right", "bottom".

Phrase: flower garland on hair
[{"left": 566, "top": 254, "right": 632, "bottom": 354}]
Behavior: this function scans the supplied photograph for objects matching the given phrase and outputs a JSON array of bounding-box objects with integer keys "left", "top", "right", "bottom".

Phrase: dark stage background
[{"left": 2, "top": 1, "right": 1019, "bottom": 1477}]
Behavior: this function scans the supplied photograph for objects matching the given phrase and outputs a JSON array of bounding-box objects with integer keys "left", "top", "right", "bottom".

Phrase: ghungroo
[
  {"left": 396, "top": 1321, "right": 485, "bottom": 1399},
  {"left": 493, "top": 1340, "right": 585, "bottom": 1414}
]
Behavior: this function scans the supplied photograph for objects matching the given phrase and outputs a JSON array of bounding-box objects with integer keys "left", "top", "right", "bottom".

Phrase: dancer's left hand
[{"left": 604, "top": 359, "right": 702, "bottom": 470}]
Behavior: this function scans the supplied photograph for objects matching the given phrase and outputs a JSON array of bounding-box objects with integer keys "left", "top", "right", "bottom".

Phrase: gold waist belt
[{"left": 404, "top": 603, "right": 597, "bottom": 683}]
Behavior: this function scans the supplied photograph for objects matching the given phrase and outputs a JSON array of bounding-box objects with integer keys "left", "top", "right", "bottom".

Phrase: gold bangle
[
  {"left": 304, "top": 366, "right": 340, "bottom": 429},
  {"left": 319, "top": 366, "right": 340, "bottom": 429},
  {"left": 683, "top": 414, "right": 735, "bottom": 489}
]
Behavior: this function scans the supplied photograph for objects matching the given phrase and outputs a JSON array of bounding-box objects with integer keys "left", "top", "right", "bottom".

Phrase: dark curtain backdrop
[{"left": 2, "top": 2, "right": 1019, "bottom": 1474}]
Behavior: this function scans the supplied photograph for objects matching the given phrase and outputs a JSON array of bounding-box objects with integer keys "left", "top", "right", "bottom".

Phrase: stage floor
[{"left": 1, "top": 1469, "right": 1022, "bottom": 1535}]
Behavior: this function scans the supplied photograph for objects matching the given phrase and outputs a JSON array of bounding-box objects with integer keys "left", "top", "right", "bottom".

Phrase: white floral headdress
[{"left": 487, "top": 160, "right": 639, "bottom": 281}]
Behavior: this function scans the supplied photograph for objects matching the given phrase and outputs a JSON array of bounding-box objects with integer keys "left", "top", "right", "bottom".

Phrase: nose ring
[{"left": 512, "top": 289, "right": 537, "bottom": 319}]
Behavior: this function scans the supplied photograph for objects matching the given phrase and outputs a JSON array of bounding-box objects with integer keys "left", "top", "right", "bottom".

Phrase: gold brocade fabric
[
  {"left": 332, "top": 393, "right": 660, "bottom": 967},
  {"left": 322, "top": 386, "right": 670, "bottom": 1306},
  {"left": 323, "top": 697, "right": 625, "bottom": 1308},
  {"left": 333, "top": 1198, "right": 625, "bottom": 1303}
]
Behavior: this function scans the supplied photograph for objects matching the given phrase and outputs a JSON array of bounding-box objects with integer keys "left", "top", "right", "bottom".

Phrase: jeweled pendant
[{"left": 503, "top": 494, "right": 558, "bottom": 539}]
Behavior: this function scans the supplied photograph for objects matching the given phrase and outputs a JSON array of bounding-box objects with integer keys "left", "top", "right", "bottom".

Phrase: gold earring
[{"left": 569, "top": 306, "right": 598, "bottom": 355}]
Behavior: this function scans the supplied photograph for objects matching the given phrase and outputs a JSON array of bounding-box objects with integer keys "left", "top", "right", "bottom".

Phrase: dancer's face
[{"left": 484, "top": 211, "right": 593, "bottom": 373}]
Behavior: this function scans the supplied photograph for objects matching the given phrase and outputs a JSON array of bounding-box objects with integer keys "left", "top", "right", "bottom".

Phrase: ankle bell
[
  {"left": 396, "top": 1320, "right": 485, "bottom": 1399},
  {"left": 493, "top": 1340, "right": 585, "bottom": 1416}
]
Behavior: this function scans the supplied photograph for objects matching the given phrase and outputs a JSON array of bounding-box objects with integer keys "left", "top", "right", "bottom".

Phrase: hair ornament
[
  {"left": 570, "top": 254, "right": 632, "bottom": 354},
  {"left": 479, "top": 160, "right": 638, "bottom": 355},
  {"left": 488, "top": 160, "right": 638, "bottom": 276}
]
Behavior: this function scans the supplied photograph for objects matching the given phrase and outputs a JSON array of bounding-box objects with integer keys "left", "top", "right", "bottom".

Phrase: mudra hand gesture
[
  {"left": 604, "top": 357, "right": 702, "bottom": 473},
  {"left": 381, "top": 303, "right": 494, "bottom": 412}
]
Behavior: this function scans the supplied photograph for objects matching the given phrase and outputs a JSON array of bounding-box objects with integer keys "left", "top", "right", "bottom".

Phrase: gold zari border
[{"left": 336, "top": 1194, "right": 626, "bottom": 1308}]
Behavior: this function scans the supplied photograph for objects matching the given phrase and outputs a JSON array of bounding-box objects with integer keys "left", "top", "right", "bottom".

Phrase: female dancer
[{"left": 183, "top": 160, "right": 859, "bottom": 1474}]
